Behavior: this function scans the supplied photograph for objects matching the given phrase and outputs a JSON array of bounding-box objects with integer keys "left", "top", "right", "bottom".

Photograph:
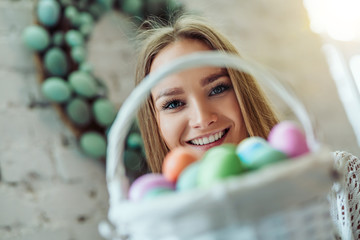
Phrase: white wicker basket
[{"left": 99, "top": 52, "right": 338, "bottom": 240}]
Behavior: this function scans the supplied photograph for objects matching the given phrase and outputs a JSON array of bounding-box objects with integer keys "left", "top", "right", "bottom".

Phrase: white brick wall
[{"left": 0, "top": 1, "right": 109, "bottom": 239}]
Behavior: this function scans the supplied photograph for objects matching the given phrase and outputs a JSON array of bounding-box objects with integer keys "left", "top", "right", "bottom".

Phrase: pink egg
[
  {"left": 128, "top": 173, "right": 175, "bottom": 201},
  {"left": 268, "top": 121, "right": 309, "bottom": 158}
]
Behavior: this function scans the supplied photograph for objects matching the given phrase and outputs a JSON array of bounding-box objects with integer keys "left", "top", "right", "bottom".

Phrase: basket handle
[{"left": 106, "top": 51, "right": 320, "bottom": 201}]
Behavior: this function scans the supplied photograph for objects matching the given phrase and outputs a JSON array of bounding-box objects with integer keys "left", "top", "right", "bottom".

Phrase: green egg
[
  {"left": 89, "top": 3, "right": 106, "bottom": 19},
  {"left": 65, "top": 5, "right": 78, "bottom": 20},
  {"left": 80, "top": 131, "right": 106, "bottom": 158},
  {"left": 52, "top": 31, "right": 64, "bottom": 46},
  {"left": 60, "top": 0, "right": 72, "bottom": 7},
  {"left": 201, "top": 143, "right": 236, "bottom": 161},
  {"left": 44, "top": 47, "right": 68, "bottom": 76},
  {"left": 176, "top": 161, "right": 200, "bottom": 191},
  {"left": 71, "top": 46, "right": 86, "bottom": 63},
  {"left": 167, "top": 0, "right": 182, "bottom": 12},
  {"left": 78, "top": 0, "right": 89, "bottom": 9},
  {"left": 124, "top": 150, "right": 143, "bottom": 171},
  {"left": 22, "top": 25, "right": 50, "bottom": 51},
  {"left": 37, "top": 0, "right": 60, "bottom": 27},
  {"left": 236, "top": 137, "right": 287, "bottom": 170},
  {"left": 79, "top": 12, "right": 94, "bottom": 25},
  {"left": 197, "top": 144, "right": 245, "bottom": 188},
  {"left": 79, "top": 62, "right": 93, "bottom": 73},
  {"left": 80, "top": 23, "right": 93, "bottom": 37},
  {"left": 66, "top": 97, "right": 91, "bottom": 126},
  {"left": 122, "top": 0, "right": 143, "bottom": 16},
  {"left": 143, "top": 187, "right": 174, "bottom": 200},
  {"left": 92, "top": 98, "right": 116, "bottom": 127},
  {"left": 65, "top": 30, "right": 84, "bottom": 47},
  {"left": 126, "top": 132, "right": 143, "bottom": 150},
  {"left": 68, "top": 71, "right": 98, "bottom": 98},
  {"left": 97, "top": 0, "right": 114, "bottom": 10},
  {"left": 41, "top": 77, "right": 72, "bottom": 103}
]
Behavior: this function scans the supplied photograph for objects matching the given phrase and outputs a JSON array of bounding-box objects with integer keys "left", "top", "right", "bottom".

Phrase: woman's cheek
[{"left": 158, "top": 113, "right": 185, "bottom": 150}]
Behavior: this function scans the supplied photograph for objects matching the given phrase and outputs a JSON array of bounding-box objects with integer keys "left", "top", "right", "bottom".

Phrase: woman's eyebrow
[
  {"left": 200, "top": 69, "right": 229, "bottom": 87},
  {"left": 155, "top": 88, "right": 184, "bottom": 101}
]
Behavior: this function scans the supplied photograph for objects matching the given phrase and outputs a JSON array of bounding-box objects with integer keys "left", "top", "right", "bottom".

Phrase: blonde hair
[{"left": 135, "top": 15, "right": 278, "bottom": 173}]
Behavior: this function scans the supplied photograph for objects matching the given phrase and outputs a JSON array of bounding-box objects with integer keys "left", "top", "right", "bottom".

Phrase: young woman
[
  {"left": 133, "top": 14, "right": 360, "bottom": 238},
  {"left": 134, "top": 15, "right": 278, "bottom": 173}
]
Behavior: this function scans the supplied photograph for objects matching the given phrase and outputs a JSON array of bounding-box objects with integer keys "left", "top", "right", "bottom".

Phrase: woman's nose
[{"left": 189, "top": 100, "right": 218, "bottom": 129}]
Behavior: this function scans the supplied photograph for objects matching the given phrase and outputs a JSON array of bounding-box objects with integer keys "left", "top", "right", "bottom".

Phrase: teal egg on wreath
[
  {"left": 22, "top": 25, "right": 50, "bottom": 51},
  {"left": 37, "top": 0, "right": 61, "bottom": 27}
]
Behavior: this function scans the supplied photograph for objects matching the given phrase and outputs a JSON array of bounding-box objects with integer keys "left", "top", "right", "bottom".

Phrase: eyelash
[
  {"left": 209, "top": 83, "right": 231, "bottom": 96},
  {"left": 161, "top": 83, "right": 232, "bottom": 111},
  {"left": 161, "top": 98, "right": 184, "bottom": 110}
]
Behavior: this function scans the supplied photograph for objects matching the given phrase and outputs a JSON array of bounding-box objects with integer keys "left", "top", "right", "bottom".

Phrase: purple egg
[
  {"left": 268, "top": 121, "right": 310, "bottom": 158},
  {"left": 128, "top": 173, "right": 175, "bottom": 201}
]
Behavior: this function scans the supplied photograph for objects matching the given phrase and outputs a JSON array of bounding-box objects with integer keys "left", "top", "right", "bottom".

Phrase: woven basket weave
[{"left": 99, "top": 52, "right": 338, "bottom": 240}]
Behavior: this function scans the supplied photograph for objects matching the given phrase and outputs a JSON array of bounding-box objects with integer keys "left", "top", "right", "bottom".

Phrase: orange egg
[{"left": 162, "top": 147, "right": 198, "bottom": 182}]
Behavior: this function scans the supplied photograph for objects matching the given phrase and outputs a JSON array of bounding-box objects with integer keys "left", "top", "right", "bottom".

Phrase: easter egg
[
  {"left": 176, "top": 161, "right": 200, "bottom": 191},
  {"left": 197, "top": 144, "right": 245, "bottom": 188},
  {"left": 66, "top": 98, "right": 91, "bottom": 126},
  {"left": 44, "top": 47, "right": 68, "bottom": 76},
  {"left": 122, "top": 0, "right": 143, "bottom": 16},
  {"left": 80, "top": 23, "right": 93, "bottom": 37},
  {"left": 65, "top": 30, "right": 84, "bottom": 47},
  {"left": 65, "top": 5, "right": 78, "bottom": 20},
  {"left": 97, "top": 0, "right": 115, "bottom": 10},
  {"left": 41, "top": 77, "right": 72, "bottom": 103},
  {"left": 80, "top": 131, "right": 106, "bottom": 158},
  {"left": 268, "top": 121, "right": 310, "bottom": 158},
  {"left": 22, "top": 25, "right": 50, "bottom": 51},
  {"left": 37, "top": 0, "right": 60, "bottom": 27},
  {"left": 126, "top": 132, "right": 143, "bottom": 151},
  {"left": 92, "top": 98, "right": 116, "bottom": 127},
  {"left": 52, "top": 31, "right": 64, "bottom": 46},
  {"left": 68, "top": 71, "right": 98, "bottom": 98},
  {"left": 128, "top": 174, "right": 175, "bottom": 201},
  {"left": 79, "top": 12, "right": 94, "bottom": 25},
  {"left": 143, "top": 187, "right": 174, "bottom": 200},
  {"left": 89, "top": 3, "right": 106, "bottom": 19},
  {"left": 124, "top": 150, "right": 143, "bottom": 171},
  {"left": 236, "top": 137, "right": 287, "bottom": 170},
  {"left": 79, "top": 62, "right": 93, "bottom": 73},
  {"left": 71, "top": 46, "right": 86, "bottom": 63},
  {"left": 162, "top": 147, "right": 198, "bottom": 182}
]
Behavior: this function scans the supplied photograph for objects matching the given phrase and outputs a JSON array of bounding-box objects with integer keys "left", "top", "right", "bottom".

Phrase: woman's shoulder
[
  {"left": 332, "top": 150, "right": 360, "bottom": 172},
  {"left": 329, "top": 150, "right": 360, "bottom": 239}
]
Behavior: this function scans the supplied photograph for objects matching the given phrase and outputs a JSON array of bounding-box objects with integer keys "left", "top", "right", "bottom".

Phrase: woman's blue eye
[
  {"left": 163, "top": 100, "right": 184, "bottom": 110},
  {"left": 210, "top": 84, "right": 230, "bottom": 96}
]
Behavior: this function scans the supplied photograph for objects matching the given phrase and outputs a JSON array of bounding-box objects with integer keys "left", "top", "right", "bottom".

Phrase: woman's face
[{"left": 150, "top": 38, "right": 248, "bottom": 157}]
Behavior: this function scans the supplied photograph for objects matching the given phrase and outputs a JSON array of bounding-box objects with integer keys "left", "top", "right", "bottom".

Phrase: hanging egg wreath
[{"left": 22, "top": 0, "right": 183, "bottom": 176}]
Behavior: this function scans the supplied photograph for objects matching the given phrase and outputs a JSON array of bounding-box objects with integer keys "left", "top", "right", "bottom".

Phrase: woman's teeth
[{"left": 190, "top": 130, "right": 225, "bottom": 146}]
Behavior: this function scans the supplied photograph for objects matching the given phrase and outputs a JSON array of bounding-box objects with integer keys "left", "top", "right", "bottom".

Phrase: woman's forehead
[{"left": 150, "top": 38, "right": 211, "bottom": 73}]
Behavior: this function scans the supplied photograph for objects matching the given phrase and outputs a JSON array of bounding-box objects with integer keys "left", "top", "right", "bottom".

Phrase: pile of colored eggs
[
  {"left": 22, "top": 0, "right": 183, "bottom": 159},
  {"left": 128, "top": 121, "right": 310, "bottom": 201}
]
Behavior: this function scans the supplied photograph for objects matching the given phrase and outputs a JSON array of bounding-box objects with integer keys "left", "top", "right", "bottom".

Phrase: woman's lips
[{"left": 186, "top": 128, "right": 230, "bottom": 151}]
